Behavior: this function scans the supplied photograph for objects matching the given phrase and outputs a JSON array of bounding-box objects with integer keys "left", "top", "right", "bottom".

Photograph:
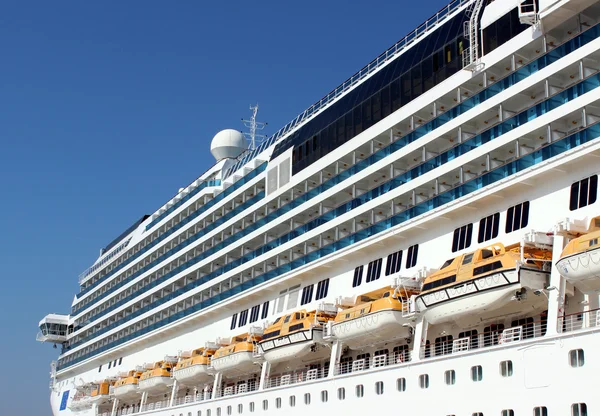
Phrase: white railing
[
  {"left": 78, "top": 237, "right": 132, "bottom": 284},
  {"left": 334, "top": 350, "right": 412, "bottom": 376},
  {"left": 500, "top": 326, "right": 523, "bottom": 344},
  {"left": 562, "top": 309, "right": 600, "bottom": 333},
  {"left": 265, "top": 367, "right": 328, "bottom": 389}
]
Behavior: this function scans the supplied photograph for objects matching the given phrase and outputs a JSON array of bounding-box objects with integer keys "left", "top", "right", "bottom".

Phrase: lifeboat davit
[
  {"left": 329, "top": 281, "right": 420, "bottom": 348},
  {"left": 415, "top": 243, "right": 550, "bottom": 325},
  {"left": 210, "top": 332, "right": 262, "bottom": 375},
  {"left": 69, "top": 380, "right": 113, "bottom": 410},
  {"left": 173, "top": 346, "right": 216, "bottom": 386},
  {"left": 113, "top": 370, "right": 143, "bottom": 400},
  {"left": 258, "top": 307, "right": 336, "bottom": 363},
  {"left": 138, "top": 360, "right": 175, "bottom": 394},
  {"left": 556, "top": 223, "right": 600, "bottom": 292}
]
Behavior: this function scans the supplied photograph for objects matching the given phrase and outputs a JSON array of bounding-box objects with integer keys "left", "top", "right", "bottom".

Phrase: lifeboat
[
  {"left": 415, "top": 243, "right": 550, "bottom": 324},
  {"left": 69, "top": 380, "right": 113, "bottom": 410},
  {"left": 329, "top": 281, "right": 420, "bottom": 348},
  {"left": 556, "top": 219, "right": 600, "bottom": 292},
  {"left": 173, "top": 346, "right": 216, "bottom": 386},
  {"left": 138, "top": 361, "right": 175, "bottom": 394},
  {"left": 113, "top": 370, "right": 143, "bottom": 400},
  {"left": 257, "top": 306, "right": 336, "bottom": 363},
  {"left": 210, "top": 332, "right": 262, "bottom": 375}
]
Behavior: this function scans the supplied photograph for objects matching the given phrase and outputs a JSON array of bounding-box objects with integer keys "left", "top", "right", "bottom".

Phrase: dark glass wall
[{"left": 482, "top": 8, "right": 529, "bottom": 55}]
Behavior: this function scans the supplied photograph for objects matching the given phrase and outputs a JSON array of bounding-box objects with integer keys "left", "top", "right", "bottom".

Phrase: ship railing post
[
  {"left": 169, "top": 379, "right": 179, "bottom": 407},
  {"left": 110, "top": 398, "right": 119, "bottom": 416},
  {"left": 139, "top": 391, "right": 148, "bottom": 412},
  {"left": 410, "top": 317, "right": 428, "bottom": 363},
  {"left": 212, "top": 372, "right": 222, "bottom": 398},
  {"left": 258, "top": 361, "right": 271, "bottom": 391},
  {"left": 546, "top": 233, "right": 566, "bottom": 336},
  {"left": 328, "top": 340, "right": 342, "bottom": 378},
  {"left": 585, "top": 294, "right": 600, "bottom": 328}
]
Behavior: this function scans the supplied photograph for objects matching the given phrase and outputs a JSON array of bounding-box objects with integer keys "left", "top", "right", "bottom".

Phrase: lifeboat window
[
  {"left": 263, "top": 330, "right": 280, "bottom": 340},
  {"left": 396, "top": 377, "right": 406, "bottom": 392},
  {"left": 570, "top": 175, "right": 598, "bottom": 211},
  {"left": 321, "top": 390, "right": 329, "bottom": 402},
  {"left": 295, "top": 313, "right": 302, "bottom": 320},
  {"left": 533, "top": 406, "right": 548, "bottom": 416},
  {"left": 500, "top": 360, "right": 513, "bottom": 377},
  {"left": 440, "top": 258, "right": 454, "bottom": 269},
  {"left": 289, "top": 395, "right": 295, "bottom": 407},
  {"left": 462, "top": 253, "right": 474, "bottom": 265},
  {"left": 301, "top": 285, "right": 314, "bottom": 306},
  {"left": 478, "top": 213, "right": 500, "bottom": 243},
  {"left": 289, "top": 323, "right": 304, "bottom": 332},
  {"left": 275, "top": 398, "right": 281, "bottom": 409},
  {"left": 590, "top": 238, "right": 599, "bottom": 247},
  {"left": 434, "top": 335, "right": 453, "bottom": 356},
  {"left": 249, "top": 305, "right": 260, "bottom": 323},
  {"left": 444, "top": 370, "right": 456, "bottom": 385},
  {"left": 386, "top": 250, "right": 403, "bottom": 276},
  {"left": 316, "top": 278, "right": 329, "bottom": 300},
  {"left": 383, "top": 291, "right": 390, "bottom": 298},
  {"left": 366, "top": 258, "right": 383, "bottom": 283},
  {"left": 406, "top": 244, "right": 419, "bottom": 269},
  {"left": 345, "top": 313, "right": 350, "bottom": 319},
  {"left": 273, "top": 317, "right": 281, "bottom": 324},
  {"left": 452, "top": 224, "right": 473, "bottom": 253},
  {"left": 480, "top": 249, "right": 494, "bottom": 260},
  {"left": 473, "top": 261, "right": 503, "bottom": 277},
  {"left": 418, "top": 374, "right": 429, "bottom": 389},
  {"left": 470, "top": 365, "right": 483, "bottom": 382},
  {"left": 572, "top": 403, "right": 588, "bottom": 416},
  {"left": 337, "top": 387, "right": 345, "bottom": 400},
  {"left": 506, "top": 201, "right": 530, "bottom": 233},
  {"left": 304, "top": 393, "right": 311, "bottom": 405},
  {"left": 355, "top": 385, "right": 364, "bottom": 398},
  {"left": 283, "top": 315, "right": 291, "bottom": 324},
  {"left": 230, "top": 313, "right": 238, "bottom": 330},
  {"left": 261, "top": 301, "right": 269, "bottom": 319},
  {"left": 375, "top": 381, "right": 384, "bottom": 395},
  {"left": 352, "top": 265, "right": 364, "bottom": 287},
  {"left": 569, "top": 349, "right": 585, "bottom": 367},
  {"left": 458, "top": 330, "right": 479, "bottom": 349}
]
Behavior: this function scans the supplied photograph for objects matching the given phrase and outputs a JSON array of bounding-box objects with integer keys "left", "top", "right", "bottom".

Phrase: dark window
[
  {"left": 289, "top": 323, "right": 304, "bottom": 332},
  {"left": 118, "top": 357, "right": 122, "bottom": 365},
  {"left": 534, "top": 407, "right": 548, "bottom": 416},
  {"left": 511, "top": 317, "right": 535, "bottom": 339},
  {"left": 572, "top": 403, "right": 588, "bottom": 416},
  {"left": 458, "top": 330, "right": 479, "bottom": 349},
  {"left": 230, "top": 313, "right": 238, "bottom": 330},
  {"left": 239, "top": 309, "right": 248, "bottom": 326},
  {"left": 506, "top": 201, "right": 530, "bottom": 233},
  {"left": 422, "top": 275, "right": 457, "bottom": 291},
  {"left": 353, "top": 265, "right": 364, "bottom": 287},
  {"left": 261, "top": 301, "right": 269, "bottom": 319},
  {"left": 452, "top": 224, "right": 473, "bottom": 252},
  {"left": 98, "top": 365, "right": 102, "bottom": 372},
  {"left": 478, "top": 213, "right": 500, "bottom": 243},
  {"left": 570, "top": 175, "right": 598, "bottom": 211},
  {"left": 108, "top": 361, "right": 111, "bottom": 369},
  {"left": 385, "top": 250, "right": 403, "bottom": 276},
  {"left": 262, "top": 330, "right": 281, "bottom": 340},
  {"left": 366, "top": 258, "right": 383, "bottom": 282},
  {"left": 316, "top": 279, "right": 329, "bottom": 300},
  {"left": 249, "top": 305, "right": 260, "bottom": 323},
  {"left": 301, "top": 285, "right": 314, "bottom": 306},
  {"left": 283, "top": 315, "right": 291, "bottom": 324},
  {"left": 483, "top": 8, "right": 528, "bottom": 55},
  {"left": 406, "top": 245, "right": 419, "bottom": 268},
  {"left": 434, "top": 335, "right": 453, "bottom": 356},
  {"left": 473, "top": 261, "right": 503, "bottom": 276},
  {"left": 483, "top": 324, "right": 504, "bottom": 346},
  {"left": 462, "top": 253, "right": 474, "bottom": 265}
]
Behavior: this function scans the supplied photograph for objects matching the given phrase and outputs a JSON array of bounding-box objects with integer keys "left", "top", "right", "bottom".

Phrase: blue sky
[{"left": 0, "top": 1, "right": 449, "bottom": 414}]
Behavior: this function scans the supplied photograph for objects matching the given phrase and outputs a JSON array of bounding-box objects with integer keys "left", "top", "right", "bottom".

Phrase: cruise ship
[{"left": 38, "top": 0, "right": 600, "bottom": 415}]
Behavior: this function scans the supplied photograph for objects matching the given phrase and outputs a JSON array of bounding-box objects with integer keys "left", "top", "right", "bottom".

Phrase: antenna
[{"left": 242, "top": 104, "right": 268, "bottom": 150}]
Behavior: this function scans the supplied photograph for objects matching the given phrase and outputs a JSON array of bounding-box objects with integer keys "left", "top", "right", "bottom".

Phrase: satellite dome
[{"left": 210, "top": 129, "right": 248, "bottom": 161}]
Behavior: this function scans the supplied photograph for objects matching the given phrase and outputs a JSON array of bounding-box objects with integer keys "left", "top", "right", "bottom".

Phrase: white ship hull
[
  {"left": 260, "top": 330, "right": 328, "bottom": 364},
  {"left": 330, "top": 309, "right": 411, "bottom": 348},
  {"left": 416, "top": 269, "right": 549, "bottom": 325},
  {"left": 210, "top": 351, "right": 259, "bottom": 375},
  {"left": 172, "top": 364, "right": 212, "bottom": 386},
  {"left": 112, "top": 384, "right": 140, "bottom": 401},
  {"left": 557, "top": 248, "right": 600, "bottom": 292},
  {"left": 138, "top": 377, "right": 173, "bottom": 394}
]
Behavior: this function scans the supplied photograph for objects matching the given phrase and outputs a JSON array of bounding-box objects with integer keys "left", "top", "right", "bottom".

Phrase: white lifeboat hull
[
  {"left": 210, "top": 351, "right": 259, "bottom": 375},
  {"left": 173, "top": 364, "right": 212, "bottom": 386},
  {"left": 331, "top": 309, "right": 411, "bottom": 348},
  {"left": 260, "top": 329, "right": 328, "bottom": 364},
  {"left": 113, "top": 384, "right": 140, "bottom": 401},
  {"left": 416, "top": 268, "right": 548, "bottom": 325},
  {"left": 556, "top": 248, "right": 600, "bottom": 292},
  {"left": 138, "top": 376, "right": 173, "bottom": 394}
]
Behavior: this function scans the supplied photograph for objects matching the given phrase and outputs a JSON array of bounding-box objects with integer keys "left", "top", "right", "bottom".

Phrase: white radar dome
[{"left": 210, "top": 129, "right": 248, "bottom": 161}]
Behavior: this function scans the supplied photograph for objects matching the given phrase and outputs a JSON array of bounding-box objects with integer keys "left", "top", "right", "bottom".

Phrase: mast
[{"left": 242, "top": 104, "right": 267, "bottom": 150}]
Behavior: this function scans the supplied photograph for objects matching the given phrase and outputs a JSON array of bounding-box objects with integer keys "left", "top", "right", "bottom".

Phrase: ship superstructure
[{"left": 40, "top": 0, "right": 600, "bottom": 415}]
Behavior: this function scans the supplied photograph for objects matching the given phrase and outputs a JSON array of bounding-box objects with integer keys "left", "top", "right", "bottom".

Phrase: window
[
  {"left": 227, "top": 405, "right": 232, "bottom": 415},
  {"left": 471, "top": 365, "right": 483, "bottom": 382},
  {"left": 569, "top": 349, "right": 585, "bottom": 367},
  {"left": 353, "top": 265, "right": 364, "bottom": 287},
  {"left": 207, "top": 410, "right": 211, "bottom": 416},
  {"left": 572, "top": 403, "right": 588, "bottom": 416},
  {"left": 375, "top": 381, "right": 384, "bottom": 395},
  {"left": 275, "top": 398, "right": 281, "bottom": 409},
  {"left": 434, "top": 335, "right": 453, "bottom": 356},
  {"left": 289, "top": 396, "right": 295, "bottom": 407},
  {"left": 108, "top": 361, "right": 111, "bottom": 369},
  {"left": 478, "top": 213, "right": 500, "bottom": 243},
  {"left": 321, "top": 390, "right": 328, "bottom": 402},
  {"left": 261, "top": 301, "right": 269, "bottom": 319},
  {"left": 249, "top": 305, "right": 260, "bottom": 323},
  {"left": 396, "top": 377, "right": 406, "bottom": 392},
  {"left": 304, "top": 393, "right": 311, "bottom": 405},
  {"left": 198, "top": 412, "right": 202, "bottom": 416},
  {"left": 262, "top": 400, "right": 268, "bottom": 411},
  {"left": 118, "top": 357, "right": 122, "bottom": 365},
  {"left": 501, "top": 411, "right": 514, "bottom": 416},
  {"left": 511, "top": 317, "right": 535, "bottom": 339},
  {"left": 301, "top": 285, "right": 314, "bottom": 305},
  {"left": 506, "top": 201, "right": 530, "bottom": 233},
  {"left": 249, "top": 402, "right": 254, "bottom": 413},
  {"left": 534, "top": 407, "right": 548, "bottom": 416},
  {"left": 472, "top": 413, "right": 483, "bottom": 416},
  {"left": 238, "top": 309, "right": 248, "bottom": 327},
  {"left": 315, "top": 279, "right": 329, "bottom": 300},
  {"left": 237, "top": 404, "right": 242, "bottom": 414},
  {"left": 570, "top": 175, "right": 598, "bottom": 210},
  {"left": 444, "top": 370, "right": 456, "bottom": 385},
  {"left": 452, "top": 224, "right": 473, "bottom": 252},
  {"left": 500, "top": 360, "right": 513, "bottom": 377},
  {"left": 337, "top": 387, "right": 345, "bottom": 400},
  {"left": 287, "top": 285, "right": 300, "bottom": 309},
  {"left": 98, "top": 365, "right": 102, "bottom": 372},
  {"left": 230, "top": 313, "right": 238, "bottom": 330},
  {"left": 385, "top": 250, "right": 403, "bottom": 275},
  {"left": 216, "top": 408, "right": 221, "bottom": 416},
  {"left": 366, "top": 258, "right": 383, "bottom": 282},
  {"left": 419, "top": 374, "right": 429, "bottom": 389},
  {"left": 355, "top": 385, "right": 364, "bottom": 397},
  {"left": 483, "top": 324, "right": 505, "bottom": 346},
  {"left": 406, "top": 244, "right": 419, "bottom": 268},
  {"left": 458, "top": 330, "right": 479, "bottom": 350}
]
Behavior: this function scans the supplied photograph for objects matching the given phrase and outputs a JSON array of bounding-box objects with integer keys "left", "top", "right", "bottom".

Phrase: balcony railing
[{"left": 265, "top": 367, "right": 328, "bottom": 389}]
